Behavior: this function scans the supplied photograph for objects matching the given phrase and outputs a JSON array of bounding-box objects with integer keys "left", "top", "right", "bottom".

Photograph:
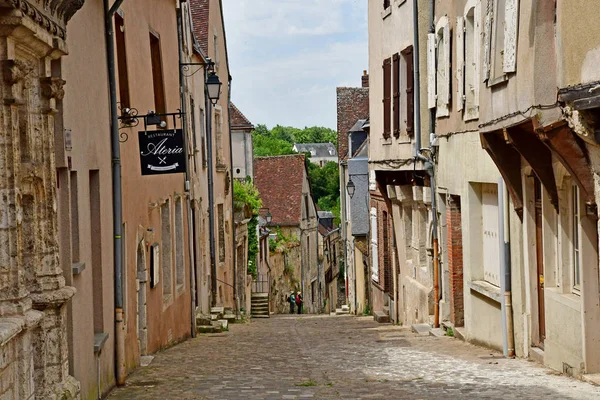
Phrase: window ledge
[
  {"left": 468, "top": 280, "right": 501, "bottom": 303},
  {"left": 394, "top": 0, "right": 407, "bottom": 6},
  {"left": 488, "top": 74, "right": 509, "bottom": 87},
  {"left": 381, "top": 137, "right": 392, "bottom": 146},
  {"left": 216, "top": 164, "right": 227, "bottom": 172},
  {"left": 94, "top": 332, "right": 109, "bottom": 354},
  {"left": 72, "top": 262, "right": 86, "bottom": 275},
  {"left": 381, "top": 6, "right": 392, "bottom": 19},
  {"left": 546, "top": 287, "right": 581, "bottom": 312}
]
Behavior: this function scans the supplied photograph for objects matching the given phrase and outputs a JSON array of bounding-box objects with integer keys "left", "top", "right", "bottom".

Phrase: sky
[{"left": 222, "top": 0, "right": 368, "bottom": 131}]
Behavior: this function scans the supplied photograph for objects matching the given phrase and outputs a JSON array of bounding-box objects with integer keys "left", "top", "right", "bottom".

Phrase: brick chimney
[{"left": 361, "top": 70, "right": 369, "bottom": 88}]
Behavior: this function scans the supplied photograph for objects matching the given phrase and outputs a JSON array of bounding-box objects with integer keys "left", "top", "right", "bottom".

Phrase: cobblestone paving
[{"left": 108, "top": 315, "right": 600, "bottom": 399}]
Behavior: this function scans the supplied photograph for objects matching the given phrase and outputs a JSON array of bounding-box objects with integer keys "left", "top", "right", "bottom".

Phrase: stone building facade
[{"left": 0, "top": 1, "right": 85, "bottom": 399}]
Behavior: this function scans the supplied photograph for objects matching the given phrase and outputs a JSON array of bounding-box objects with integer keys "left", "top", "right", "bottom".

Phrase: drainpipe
[
  {"left": 227, "top": 79, "right": 240, "bottom": 319},
  {"left": 104, "top": 0, "right": 126, "bottom": 385},
  {"left": 499, "top": 179, "right": 515, "bottom": 357},
  {"left": 206, "top": 86, "right": 217, "bottom": 308},
  {"left": 175, "top": 1, "right": 197, "bottom": 338},
  {"left": 414, "top": 0, "right": 440, "bottom": 328}
]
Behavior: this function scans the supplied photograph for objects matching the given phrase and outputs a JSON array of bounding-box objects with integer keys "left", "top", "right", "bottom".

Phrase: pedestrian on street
[
  {"left": 296, "top": 292, "right": 303, "bottom": 314},
  {"left": 288, "top": 291, "right": 296, "bottom": 314}
]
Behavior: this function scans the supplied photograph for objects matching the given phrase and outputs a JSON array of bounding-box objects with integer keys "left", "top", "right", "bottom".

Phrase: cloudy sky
[{"left": 222, "top": 0, "right": 368, "bottom": 130}]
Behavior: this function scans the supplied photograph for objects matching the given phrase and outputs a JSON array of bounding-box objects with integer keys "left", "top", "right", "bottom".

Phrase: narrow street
[{"left": 108, "top": 315, "right": 600, "bottom": 400}]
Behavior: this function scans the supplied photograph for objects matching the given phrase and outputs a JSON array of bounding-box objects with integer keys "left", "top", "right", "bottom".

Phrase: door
[{"left": 534, "top": 177, "right": 545, "bottom": 346}]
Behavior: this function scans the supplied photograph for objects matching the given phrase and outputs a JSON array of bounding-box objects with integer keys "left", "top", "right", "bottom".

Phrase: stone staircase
[
  {"left": 196, "top": 307, "right": 237, "bottom": 334},
  {"left": 251, "top": 293, "right": 269, "bottom": 318},
  {"left": 335, "top": 304, "right": 350, "bottom": 315}
]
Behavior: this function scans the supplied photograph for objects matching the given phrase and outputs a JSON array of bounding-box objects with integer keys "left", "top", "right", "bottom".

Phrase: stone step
[
  {"left": 383, "top": 306, "right": 390, "bottom": 314},
  {"left": 211, "top": 306, "right": 225, "bottom": 314},
  {"left": 429, "top": 328, "right": 446, "bottom": 337},
  {"left": 223, "top": 314, "right": 236, "bottom": 322},
  {"left": 374, "top": 311, "right": 390, "bottom": 324},
  {"left": 252, "top": 310, "right": 269, "bottom": 315},
  {"left": 251, "top": 300, "right": 269, "bottom": 305},
  {"left": 335, "top": 308, "right": 350, "bottom": 315},
  {"left": 251, "top": 314, "right": 270, "bottom": 318},
  {"left": 411, "top": 323, "right": 431, "bottom": 336},
  {"left": 251, "top": 293, "right": 269, "bottom": 299},
  {"left": 341, "top": 304, "right": 350, "bottom": 312},
  {"left": 196, "top": 315, "right": 212, "bottom": 326},
  {"left": 197, "top": 325, "right": 222, "bottom": 334}
]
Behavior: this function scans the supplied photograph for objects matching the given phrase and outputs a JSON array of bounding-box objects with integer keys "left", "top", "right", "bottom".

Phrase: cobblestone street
[{"left": 108, "top": 315, "right": 600, "bottom": 400}]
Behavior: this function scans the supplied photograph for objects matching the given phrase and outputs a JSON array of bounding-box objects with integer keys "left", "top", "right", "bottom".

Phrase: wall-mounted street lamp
[
  {"left": 205, "top": 61, "right": 222, "bottom": 106},
  {"left": 259, "top": 207, "right": 272, "bottom": 225},
  {"left": 346, "top": 178, "right": 356, "bottom": 199}
]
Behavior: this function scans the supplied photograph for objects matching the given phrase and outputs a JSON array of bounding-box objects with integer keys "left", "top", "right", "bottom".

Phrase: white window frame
[
  {"left": 429, "top": 16, "right": 451, "bottom": 117},
  {"left": 572, "top": 183, "right": 581, "bottom": 293},
  {"left": 457, "top": 0, "right": 481, "bottom": 120}
]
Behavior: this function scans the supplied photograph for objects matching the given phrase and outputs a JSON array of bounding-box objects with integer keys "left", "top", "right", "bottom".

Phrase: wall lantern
[
  {"left": 346, "top": 178, "right": 356, "bottom": 199},
  {"left": 266, "top": 210, "right": 273, "bottom": 224},
  {"left": 206, "top": 70, "right": 222, "bottom": 106}
]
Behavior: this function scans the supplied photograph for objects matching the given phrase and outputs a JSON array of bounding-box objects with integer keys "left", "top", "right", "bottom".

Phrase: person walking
[
  {"left": 288, "top": 291, "right": 296, "bottom": 314},
  {"left": 296, "top": 292, "right": 303, "bottom": 315}
]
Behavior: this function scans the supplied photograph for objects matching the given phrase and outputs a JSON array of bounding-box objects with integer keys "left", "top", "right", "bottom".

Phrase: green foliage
[
  {"left": 270, "top": 226, "right": 300, "bottom": 254},
  {"left": 295, "top": 380, "right": 318, "bottom": 387},
  {"left": 247, "top": 217, "right": 258, "bottom": 278},
  {"left": 252, "top": 124, "right": 337, "bottom": 157},
  {"left": 308, "top": 162, "right": 341, "bottom": 223},
  {"left": 233, "top": 179, "right": 262, "bottom": 214},
  {"left": 446, "top": 327, "right": 454, "bottom": 337}
]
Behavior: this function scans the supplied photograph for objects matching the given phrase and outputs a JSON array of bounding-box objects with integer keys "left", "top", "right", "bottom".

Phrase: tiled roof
[
  {"left": 230, "top": 103, "right": 254, "bottom": 130},
  {"left": 254, "top": 155, "right": 306, "bottom": 226},
  {"left": 190, "top": 0, "right": 209, "bottom": 56}
]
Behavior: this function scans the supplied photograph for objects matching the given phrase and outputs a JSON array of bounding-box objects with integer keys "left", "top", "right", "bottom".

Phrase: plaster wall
[
  {"left": 61, "top": 0, "right": 115, "bottom": 397},
  {"left": 368, "top": 0, "right": 430, "bottom": 168},
  {"left": 232, "top": 131, "right": 253, "bottom": 180}
]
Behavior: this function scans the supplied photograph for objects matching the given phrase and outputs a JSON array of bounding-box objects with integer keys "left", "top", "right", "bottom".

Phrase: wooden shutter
[
  {"left": 504, "top": 0, "right": 519, "bottom": 73},
  {"left": 482, "top": 0, "right": 493, "bottom": 82},
  {"left": 456, "top": 16, "right": 465, "bottom": 112},
  {"left": 149, "top": 32, "right": 166, "bottom": 115},
  {"left": 427, "top": 33, "right": 436, "bottom": 109},
  {"left": 393, "top": 53, "right": 400, "bottom": 138},
  {"left": 383, "top": 58, "right": 392, "bottom": 139},
  {"left": 439, "top": 21, "right": 451, "bottom": 112},
  {"left": 403, "top": 46, "right": 414, "bottom": 137}
]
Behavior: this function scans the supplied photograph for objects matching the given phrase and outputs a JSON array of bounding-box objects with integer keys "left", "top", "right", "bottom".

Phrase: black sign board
[{"left": 138, "top": 129, "right": 186, "bottom": 175}]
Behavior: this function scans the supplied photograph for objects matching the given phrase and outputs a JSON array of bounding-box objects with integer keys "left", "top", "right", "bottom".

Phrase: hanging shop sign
[{"left": 138, "top": 129, "right": 186, "bottom": 175}]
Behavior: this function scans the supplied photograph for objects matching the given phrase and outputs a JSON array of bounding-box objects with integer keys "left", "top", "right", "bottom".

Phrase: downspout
[
  {"left": 176, "top": 1, "right": 197, "bottom": 338},
  {"left": 499, "top": 179, "right": 515, "bottom": 357},
  {"left": 228, "top": 78, "right": 240, "bottom": 319},
  {"left": 415, "top": 0, "right": 441, "bottom": 328},
  {"left": 104, "top": 0, "right": 126, "bottom": 385},
  {"left": 206, "top": 83, "right": 217, "bottom": 307}
]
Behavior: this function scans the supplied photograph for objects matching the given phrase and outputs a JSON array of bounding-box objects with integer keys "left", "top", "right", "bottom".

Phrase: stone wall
[{"left": 269, "top": 246, "right": 302, "bottom": 314}]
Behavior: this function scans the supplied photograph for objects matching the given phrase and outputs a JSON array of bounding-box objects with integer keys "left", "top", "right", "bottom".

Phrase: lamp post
[{"left": 205, "top": 59, "right": 222, "bottom": 307}]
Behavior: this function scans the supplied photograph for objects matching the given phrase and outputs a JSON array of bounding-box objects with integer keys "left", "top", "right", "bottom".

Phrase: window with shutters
[
  {"left": 429, "top": 17, "right": 451, "bottom": 117},
  {"left": 571, "top": 184, "right": 581, "bottom": 292},
  {"left": 383, "top": 58, "right": 392, "bottom": 139},
  {"left": 482, "top": 184, "right": 500, "bottom": 287},
  {"left": 402, "top": 46, "right": 414, "bottom": 136},
  {"left": 149, "top": 31, "right": 166, "bottom": 117},
  {"left": 484, "top": 0, "right": 519, "bottom": 85},
  {"left": 393, "top": 53, "right": 400, "bottom": 138},
  {"left": 457, "top": 2, "right": 481, "bottom": 120},
  {"left": 383, "top": 0, "right": 391, "bottom": 9},
  {"left": 115, "top": 14, "right": 130, "bottom": 110}
]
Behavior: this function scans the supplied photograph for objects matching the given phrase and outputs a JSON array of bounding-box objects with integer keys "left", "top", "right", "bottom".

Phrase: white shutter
[
  {"left": 456, "top": 16, "right": 465, "bottom": 112},
  {"left": 503, "top": 0, "right": 519, "bottom": 73},
  {"left": 474, "top": 2, "right": 482, "bottom": 107},
  {"left": 482, "top": 184, "right": 500, "bottom": 286},
  {"left": 442, "top": 21, "right": 451, "bottom": 106},
  {"left": 482, "top": 0, "right": 493, "bottom": 82},
  {"left": 436, "top": 20, "right": 451, "bottom": 117},
  {"left": 427, "top": 33, "right": 436, "bottom": 109},
  {"left": 370, "top": 207, "right": 379, "bottom": 282}
]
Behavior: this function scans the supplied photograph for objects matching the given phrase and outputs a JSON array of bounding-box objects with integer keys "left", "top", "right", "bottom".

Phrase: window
[
  {"left": 482, "top": 184, "right": 500, "bottom": 286},
  {"left": 161, "top": 200, "right": 173, "bottom": 301},
  {"left": 402, "top": 46, "right": 414, "bottom": 136},
  {"left": 200, "top": 108, "right": 207, "bottom": 168},
  {"left": 90, "top": 170, "right": 104, "bottom": 332},
  {"left": 393, "top": 53, "right": 400, "bottom": 137},
  {"left": 428, "top": 17, "right": 451, "bottom": 117},
  {"left": 311, "top": 280, "right": 316, "bottom": 304},
  {"left": 175, "top": 197, "right": 185, "bottom": 290},
  {"left": 215, "top": 108, "right": 225, "bottom": 168},
  {"left": 115, "top": 14, "right": 130, "bottom": 109},
  {"left": 484, "top": 0, "right": 519, "bottom": 83},
  {"left": 218, "top": 204, "right": 225, "bottom": 263},
  {"left": 384, "top": 0, "right": 391, "bottom": 9},
  {"left": 457, "top": 2, "right": 481, "bottom": 120},
  {"left": 572, "top": 184, "right": 581, "bottom": 291},
  {"left": 382, "top": 57, "right": 391, "bottom": 139},
  {"left": 149, "top": 32, "right": 166, "bottom": 116},
  {"left": 70, "top": 172, "right": 79, "bottom": 262}
]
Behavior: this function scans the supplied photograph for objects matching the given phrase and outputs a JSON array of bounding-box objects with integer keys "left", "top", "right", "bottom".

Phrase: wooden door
[{"left": 534, "top": 177, "right": 546, "bottom": 346}]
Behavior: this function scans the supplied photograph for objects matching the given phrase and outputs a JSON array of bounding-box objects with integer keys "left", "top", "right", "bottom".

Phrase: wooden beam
[{"left": 574, "top": 94, "right": 600, "bottom": 111}]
